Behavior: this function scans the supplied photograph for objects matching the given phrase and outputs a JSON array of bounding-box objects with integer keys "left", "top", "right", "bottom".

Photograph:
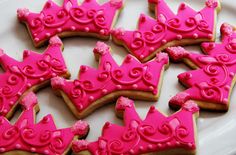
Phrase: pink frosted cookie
[
  {"left": 111, "top": 0, "right": 221, "bottom": 62},
  {"left": 167, "top": 23, "right": 236, "bottom": 111},
  {"left": 0, "top": 36, "right": 70, "bottom": 118},
  {"left": 51, "top": 42, "right": 169, "bottom": 118},
  {"left": 0, "top": 92, "right": 89, "bottom": 155},
  {"left": 17, "top": 0, "right": 124, "bottom": 47},
  {"left": 72, "top": 96, "right": 199, "bottom": 155}
]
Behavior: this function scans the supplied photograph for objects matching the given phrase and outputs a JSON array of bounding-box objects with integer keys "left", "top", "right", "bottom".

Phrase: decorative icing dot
[
  {"left": 149, "top": 106, "right": 156, "bottom": 113},
  {"left": 78, "top": 104, "right": 84, "bottom": 111},
  {"left": 208, "top": 33, "right": 213, "bottom": 39},
  {"left": 129, "top": 149, "right": 135, "bottom": 154},
  {"left": 140, "top": 55, "right": 144, "bottom": 59},
  {"left": 132, "top": 84, "right": 138, "bottom": 89},
  {"left": 157, "top": 143, "right": 162, "bottom": 148},
  {"left": 208, "top": 43, "right": 215, "bottom": 49},
  {"left": 34, "top": 38, "right": 39, "bottom": 42},
  {"left": 27, "top": 83, "right": 32, "bottom": 88},
  {"left": 102, "top": 89, "right": 108, "bottom": 94},
  {"left": 125, "top": 55, "right": 133, "bottom": 63},
  {"left": 176, "top": 141, "right": 180, "bottom": 146},
  {"left": 52, "top": 73, "right": 57, "bottom": 77},
  {"left": 140, "top": 15, "right": 146, "bottom": 22},
  {"left": 17, "top": 92, "right": 22, "bottom": 96},
  {"left": 167, "top": 142, "right": 172, "bottom": 146},
  {"left": 9, "top": 101, "right": 15, "bottom": 106},
  {"left": 224, "top": 85, "right": 230, "bottom": 91},
  {"left": 184, "top": 73, "right": 192, "bottom": 80},
  {"left": 44, "top": 150, "right": 49, "bottom": 154},
  {"left": 89, "top": 96, "right": 94, "bottom": 101},
  {"left": 187, "top": 143, "right": 192, "bottom": 148},
  {"left": 0, "top": 118, "right": 4, "bottom": 125},
  {"left": 85, "top": 27, "right": 90, "bottom": 32},
  {"left": 230, "top": 72, "right": 234, "bottom": 77},
  {"left": 149, "top": 86, "right": 154, "bottom": 91},
  {"left": 46, "top": 33, "right": 51, "bottom": 37},
  {"left": 3, "top": 109, "right": 7, "bottom": 114},
  {"left": 161, "top": 39, "right": 167, "bottom": 44},
  {"left": 104, "top": 122, "right": 111, "bottom": 128},
  {"left": 223, "top": 98, "right": 228, "bottom": 104},
  {"left": 116, "top": 85, "right": 122, "bottom": 89},
  {"left": 15, "top": 144, "right": 21, "bottom": 149},
  {"left": 139, "top": 146, "right": 144, "bottom": 151},
  {"left": 57, "top": 28, "right": 62, "bottom": 32},
  {"left": 0, "top": 148, "right": 5, "bottom": 152},
  {"left": 193, "top": 33, "right": 198, "bottom": 39},
  {"left": 179, "top": 3, "right": 186, "bottom": 10},
  {"left": 148, "top": 144, "right": 153, "bottom": 150},
  {"left": 100, "top": 29, "right": 105, "bottom": 35},
  {"left": 42, "top": 116, "right": 50, "bottom": 123},
  {"left": 149, "top": 47, "right": 155, "bottom": 52},
  {"left": 40, "top": 77, "right": 44, "bottom": 82},
  {"left": 80, "top": 66, "right": 88, "bottom": 73},
  {"left": 176, "top": 34, "right": 182, "bottom": 40},
  {"left": 30, "top": 147, "right": 36, "bottom": 152},
  {"left": 33, "top": 33, "right": 37, "bottom": 37},
  {"left": 71, "top": 26, "right": 76, "bottom": 31}
]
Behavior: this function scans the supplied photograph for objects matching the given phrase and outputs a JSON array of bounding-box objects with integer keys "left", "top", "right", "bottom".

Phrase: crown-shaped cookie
[
  {"left": 0, "top": 92, "right": 89, "bottom": 155},
  {"left": 17, "top": 0, "right": 124, "bottom": 47},
  {"left": 51, "top": 42, "right": 169, "bottom": 118},
  {"left": 72, "top": 97, "right": 199, "bottom": 155},
  {"left": 111, "top": 0, "right": 221, "bottom": 62},
  {"left": 0, "top": 36, "right": 69, "bottom": 118},
  {"left": 167, "top": 23, "right": 236, "bottom": 111}
]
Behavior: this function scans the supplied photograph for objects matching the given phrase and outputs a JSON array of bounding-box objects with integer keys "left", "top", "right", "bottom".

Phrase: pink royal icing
[
  {"left": 167, "top": 23, "right": 236, "bottom": 111},
  {"left": 51, "top": 42, "right": 169, "bottom": 118},
  {"left": 0, "top": 92, "right": 89, "bottom": 155},
  {"left": 72, "top": 97, "right": 199, "bottom": 154},
  {"left": 0, "top": 36, "right": 69, "bottom": 118},
  {"left": 111, "top": 0, "right": 220, "bottom": 62},
  {"left": 17, "top": 0, "right": 124, "bottom": 47}
]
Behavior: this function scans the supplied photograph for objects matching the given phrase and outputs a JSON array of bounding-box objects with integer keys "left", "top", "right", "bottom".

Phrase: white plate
[{"left": 1, "top": 0, "right": 236, "bottom": 155}]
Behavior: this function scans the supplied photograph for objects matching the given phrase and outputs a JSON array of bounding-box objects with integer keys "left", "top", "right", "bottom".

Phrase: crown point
[
  {"left": 205, "top": 0, "right": 218, "bottom": 8},
  {"left": 72, "top": 120, "right": 89, "bottom": 136},
  {"left": 72, "top": 140, "right": 89, "bottom": 152},
  {"left": 166, "top": 46, "right": 189, "bottom": 61},
  {"left": 183, "top": 100, "right": 199, "bottom": 113},
  {"left": 51, "top": 76, "right": 65, "bottom": 89},
  {"left": 93, "top": 42, "right": 110, "bottom": 55},
  {"left": 49, "top": 36, "right": 63, "bottom": 46},
  {"left": 17, "top": 8, "right": 29, "bottom": 20},
  {"left": 20, "top": 92, "right": 38, "bottom": 110}
]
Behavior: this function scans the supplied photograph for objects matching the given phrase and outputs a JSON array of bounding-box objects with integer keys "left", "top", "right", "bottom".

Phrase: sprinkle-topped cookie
[
  {"left": 0, "top": 92, "right": 89, "bottom": 155},
  {"left": 0, "top": 36, "right": 70, "bottom": 118},
  {"left": 51, "top": 42, "right": 169, "bottom": 118},
  {"left": 167, "top": 23, "right": 236, "bottom": 111},
  {"left": 17, "top": 0, "right": 124, "bottom": 47},
  {"left": 111, "top": 0, "right": 221, "bottom": 62},
  {"left": 72, "top": 97, "right": 199, "bottom": 155}
]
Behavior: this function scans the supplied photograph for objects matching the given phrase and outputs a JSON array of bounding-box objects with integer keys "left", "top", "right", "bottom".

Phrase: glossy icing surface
[
  {"left": 51, "top": 42, "right": 168, "bottom": 117},
  {"left": 0, "top": 92, "right": 89, "bottom": 155},
  {"left": 111, "top": 0, "right": 220, "bottom": 62},
  {"left": 0, "top": 36, "right": 68, "bottom": 117},
  {"left": 72, "top": 97, "right": 199, "bottom": 154},
  {"left": 17, "top": 0, "right": 124, "bottom": 46},
  {"left": 167, "top": 23, "right": 236, "bottom": 110}
]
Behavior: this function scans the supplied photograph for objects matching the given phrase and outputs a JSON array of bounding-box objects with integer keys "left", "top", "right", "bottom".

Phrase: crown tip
[
  {"left": 115, "top": 96, "right": 133, "bottom": 111},
  {"left": 93, "top": 42, "right": 110, "bottom": 55},
  {"left": 72, "top": 140, "right": 89, "bottom": 153},
  {"left": 0, "top": 49, "right": 4, "bottom": 56},
  {"left": 20, "top": 92, "right": 38, "bottom": 110},
  {"left": 51, "top": 76, "right": 65, "bottom": 89},
  {"left": 49, "top": 36, "right": 63, "bottom": 46},
  {"left": 17, "top": 8, "right": 29, "bottom": 20},
  {"left": 166, "top": 46, "right": 189, "bottom": 61},
  {"left": 71, "top": 120, "right": 89, "bottom": 136}
]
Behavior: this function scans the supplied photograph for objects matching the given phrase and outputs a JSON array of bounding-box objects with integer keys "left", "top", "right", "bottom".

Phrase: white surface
[{"left": 1, "top": 0, "right": 236, "bottom": 155}]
